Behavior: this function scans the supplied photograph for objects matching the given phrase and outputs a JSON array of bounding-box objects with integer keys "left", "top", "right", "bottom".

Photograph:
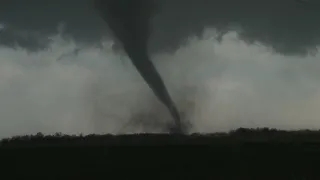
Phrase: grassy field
[{"left": 1, "top": 128, "right": 320, "bottom": 179}]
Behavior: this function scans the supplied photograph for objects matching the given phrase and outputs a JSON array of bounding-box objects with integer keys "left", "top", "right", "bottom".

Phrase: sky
[
  {"left": 0, "top": 0, "right": 320, "bottom": 138},
  {"left": 1, "top": 0, "right": 320, "bottom": 55}
]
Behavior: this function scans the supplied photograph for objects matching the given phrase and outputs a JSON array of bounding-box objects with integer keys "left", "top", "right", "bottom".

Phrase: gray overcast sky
[
  {"left": 0, "top": 0, "right": 320, "bottom": 55},
  {"left": 0, "top": 0, "right": 320, "bottom": 138}
]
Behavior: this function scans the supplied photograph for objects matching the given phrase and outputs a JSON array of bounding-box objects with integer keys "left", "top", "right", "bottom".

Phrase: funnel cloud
[{"left": 93, "top": 0, "right": 185, "bottom": 133}]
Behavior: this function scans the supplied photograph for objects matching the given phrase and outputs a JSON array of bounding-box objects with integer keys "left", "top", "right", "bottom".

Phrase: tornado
[{"left": 94, "top": 0, "right": 184, "bottom": 133}]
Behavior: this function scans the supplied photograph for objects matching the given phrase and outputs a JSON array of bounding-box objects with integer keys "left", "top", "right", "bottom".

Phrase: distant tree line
[{"left": 1, "top": 128, "right": 320, "bottom": 147}]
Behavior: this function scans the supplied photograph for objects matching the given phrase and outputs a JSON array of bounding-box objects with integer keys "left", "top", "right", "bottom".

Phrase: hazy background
[{"left": 0, "top": 0, "right": 320, "bottom": 138}]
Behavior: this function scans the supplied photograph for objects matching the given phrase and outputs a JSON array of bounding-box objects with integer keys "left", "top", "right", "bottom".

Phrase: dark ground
[{"left": 1, "top": 128, "right": 320, "bottom": 179}]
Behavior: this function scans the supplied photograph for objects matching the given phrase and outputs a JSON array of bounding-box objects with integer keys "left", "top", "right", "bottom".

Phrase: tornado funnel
[{"left": 94, "top": 0, "right": 184, "bottom": 133}]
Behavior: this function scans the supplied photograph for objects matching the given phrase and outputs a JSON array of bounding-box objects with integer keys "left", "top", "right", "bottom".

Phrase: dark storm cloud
[
  {"left": 0, "top": 0, "right": 319, "bottom": 55},
  {"left": 0, "top": 0, "right": 108, "bottom": 51}
]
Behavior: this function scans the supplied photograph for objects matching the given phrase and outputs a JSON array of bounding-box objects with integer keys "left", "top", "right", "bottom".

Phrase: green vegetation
[{"left": 2, "top": 128, "right": 320, "bottom": 179}]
